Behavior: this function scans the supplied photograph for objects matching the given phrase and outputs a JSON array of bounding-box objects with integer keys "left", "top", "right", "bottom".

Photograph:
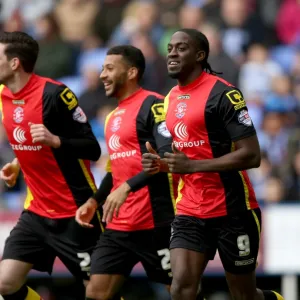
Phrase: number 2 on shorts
[
  {"left": 77, "top": 252, "right": 91, "bottom": 271},
  {"left": 157, "top": 248, "right": 171, "bottom": 270}
]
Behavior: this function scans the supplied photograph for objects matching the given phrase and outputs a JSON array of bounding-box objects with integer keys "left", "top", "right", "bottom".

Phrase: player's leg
[
  {"left": 169, "top": 216, "right": 215, "bottom": 300},
  {"left": 170, "top": 249, "right": 209, "bottom": 300},
  {"left": 0, "top": 211, "right": 54, "bottom": 299},
  {"left": 218, "top": 208, "right": 284, "bottom": 300},
  {"left": 137, "top": 226, "right": 206, "bottom": 299},
  {"left": 86, "top": 230, "right": 138, "bottom": 300}
]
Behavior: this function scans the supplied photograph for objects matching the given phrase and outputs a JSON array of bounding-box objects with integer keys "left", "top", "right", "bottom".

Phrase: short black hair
[
  {"left": 176, "top": 28, "right": 221, "bottom": 75},
  {"left": 107, "top": 45, "right": 146, "bottom": 81},
  {"left": 0, "top": 31, "right": 39, "bottom": 73}
]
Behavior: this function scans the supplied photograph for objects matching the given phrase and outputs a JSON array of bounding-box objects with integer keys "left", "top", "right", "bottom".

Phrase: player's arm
[
  {"left": 93, "top": 160, "right": 113, "bottom": 206},
  {"left": 76, "top": 160, "right": 113, "bottom": 227},
  {"left": 142, "top": 95, "right": 172, "bottom": 174},
  {"left": 0, "top": 157, "right": 20, "bottom": 187},
  {"left": 54, "top": 85, "right": 101, "bottom": 161},
  {"left": 164, "top": 89, "right": 260, "bottom": 173}
]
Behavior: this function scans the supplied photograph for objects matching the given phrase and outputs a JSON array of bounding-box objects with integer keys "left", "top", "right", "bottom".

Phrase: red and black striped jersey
[
  {"left": 165, "top": 72, "right": 258, "bottom": 219},
  {"left": 0, "top": 74, "right": 101, "bottom": 219},
  {"left": 104, "top": 88, "right": 177, "bottom": 231}
]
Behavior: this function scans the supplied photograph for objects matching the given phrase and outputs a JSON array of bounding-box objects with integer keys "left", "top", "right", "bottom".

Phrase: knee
[
  {"left": 86, "top": 282, "right": 113, "bottom": 300},
  {"left": 229, "top": 286, "right": 256, "bottom": 300},
  {"left": 170, "top": 277, "right": 198, "bottom": 298},
  {"left": 0, "top": 277, "right": 20, "bottom": 296}
]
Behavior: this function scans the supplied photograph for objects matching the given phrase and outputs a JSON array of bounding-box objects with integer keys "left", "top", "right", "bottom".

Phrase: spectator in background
[
  {"left": 200, "top": 22, "right": 239, "bottom": 86},
  {"left": 285, "top": 151, "right": 300, "bottom": 201},
  {"left": 109, "top": 1, "right": 164, "bottom": 46},
  {"left": 239, "top": 44, "right": 283, "bottom": 101},
  {"left": 34, "top": 13, "right": 73, "bottom": 79},
  {"left": 262, "top": 176, "right": 285, "bottom": 204},
  {"left": 158, "top": 3, "right": 204, "bottom": 57},
  {"left": 276, "top": 0, "right": 300, "bottom": 45},
  {"left": 54, "top": 0, "right": 100, "bottom": 44},
  {"left": 248, "top": 152, "right": 274, "bottom": 203},
  {"left": 0, "top": 0, "right": 54, "bottom": 33},
  {"left": 131, "top": 32, "right": 169, "bottom": 93},
  {"left": 90, "top": 105, "right": 116, "bottom": 141},
  {"left": 258, "top": 112, "right": 289, "bottom": 168},
  {"left": 93, "top": 0, "right": 130, "bottom": 44},
  {"left": 219, "top": 0, "right": 265, "bottom": 62},
  {"left": 264, "top": 75, "right": 298, "bottom": 128}
]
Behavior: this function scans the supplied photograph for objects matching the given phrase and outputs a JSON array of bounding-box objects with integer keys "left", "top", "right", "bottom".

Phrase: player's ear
[
  {"left": 10, "top": 57, "right": 20, "bottom": 71},
  {"left": 196, "top": 50, "right": 205, "bottom": 63},
  {"left": 128, "top": 67, "right": 138, "bottom": 81}
]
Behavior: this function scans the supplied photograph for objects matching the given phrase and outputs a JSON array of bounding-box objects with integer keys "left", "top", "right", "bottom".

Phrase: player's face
[
  {"left": 0, "top": 44, "right": 14, "bottom": 83},
  {"left": 167, "top": 32, "right": 199, "bottom": 79},
  {"left": 100, "top": 55, "right": 129, "bottom": 98}
]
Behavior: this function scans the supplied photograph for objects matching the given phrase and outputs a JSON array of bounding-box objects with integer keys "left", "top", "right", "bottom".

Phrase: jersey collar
[{"left": 178, "top": 71, "right": 207, "bottom": 92}]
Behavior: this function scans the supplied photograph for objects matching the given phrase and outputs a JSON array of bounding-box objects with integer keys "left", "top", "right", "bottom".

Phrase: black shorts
[
  {"left": 170, "top": 208, "right": 261, "bottom": 274},
  {"left": 90, "top": 227, "right": 172, "bottom": 285},
  {"left": 2, "top": 210, "right": 103, "bottom": 280}
]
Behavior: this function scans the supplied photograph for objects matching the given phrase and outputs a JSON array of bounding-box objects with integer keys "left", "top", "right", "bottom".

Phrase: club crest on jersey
[
  {"left": 13, "top": 107, "right": 24, "bottom": 123},
  {"left": 175, "top": 102, "right": 187, "bottom": 119},
  {"left": 111, "top": 117, "right": 122, "bottom": 132}
]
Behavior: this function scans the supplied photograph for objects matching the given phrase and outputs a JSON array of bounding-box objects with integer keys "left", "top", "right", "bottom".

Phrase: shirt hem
[
  {"left": 106, "top": 223, "right": 155, "bottom": 231},
  {"left": 26, "top": 208, "right": 76, "bottom": 219},
  {"left": 176, "top": 204, "right": 259, "bottom": 219}
]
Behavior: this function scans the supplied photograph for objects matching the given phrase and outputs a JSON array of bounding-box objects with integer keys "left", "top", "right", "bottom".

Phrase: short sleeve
[
  {"left": 217, "top": 88, "right": 256, "bottom": 141},
  {"left": 148, "top": 97, "right": 173, "bottom": 156}
]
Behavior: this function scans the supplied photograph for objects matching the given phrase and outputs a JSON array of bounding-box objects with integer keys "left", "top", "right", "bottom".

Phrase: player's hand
[
  {"left": 163, "top": 143, "right": 193, "bottom": 173},
  {"left": 142, "top": 142, "right": 169, "bottom": 174},
  {"left": 102, "top": 182, "right": 131, "bottom": 223},
  {"left": 75, "top": 198, "right": 98, "bottom": 228},
  {"left": 0, "top": 158, "right": 20, "bottom": 187},
  {"left": 30, "top": 123, "right": 61, "bottom": 148}
]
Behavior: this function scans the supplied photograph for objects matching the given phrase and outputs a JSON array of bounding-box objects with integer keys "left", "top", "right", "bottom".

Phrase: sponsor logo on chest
[
  {"left": 10, "top": 126, "right": 42, "bottom": 152},
  {"left": 172, "top": 121, "right": 205, "bottom": 148}
]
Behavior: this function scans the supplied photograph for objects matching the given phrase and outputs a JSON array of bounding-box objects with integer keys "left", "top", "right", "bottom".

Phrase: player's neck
[
  {"left": 117, "top": 84, "right": 141, "bottom": 102},
  {"left": 6, "top": 71, "right": 33, "bottom": 94},
  {"left": 178, "top": 68, "right": 203, "bottom": 87}
]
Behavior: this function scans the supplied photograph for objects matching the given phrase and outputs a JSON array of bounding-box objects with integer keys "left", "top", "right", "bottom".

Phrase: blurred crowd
[{"left": 1, "top": 0, "right": 300, "bottom": 211}]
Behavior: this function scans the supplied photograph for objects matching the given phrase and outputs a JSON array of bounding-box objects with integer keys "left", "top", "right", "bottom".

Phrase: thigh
[
  {"left": 50, "top": 214, "right": 103, "bottom": 280},
  {"left": 169, "top": 215, "right": 213, "bottom": 288},
  {"left": 87, "top": 274, "right": 125, "bottom": 299},
  {"left": 0, "top": 259, "right": 33, "bottom": 293},
  {"left": 138, "top": 227, "right": 172, "bottom": 285},
  {"left": 170, "top": 215, "right": 217, "bottom": 259},
  {"left": 2, "top": 210, "right": 55, "bottom": 274},
  {"left": 170, "top": 248, "right": 209, "bottom": 287},
  {"left": 90, "top": 230, "right": 138, "bottom": 278},
  {"left": 218, "top": 208, "right": 261, "bottom": 275}
]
